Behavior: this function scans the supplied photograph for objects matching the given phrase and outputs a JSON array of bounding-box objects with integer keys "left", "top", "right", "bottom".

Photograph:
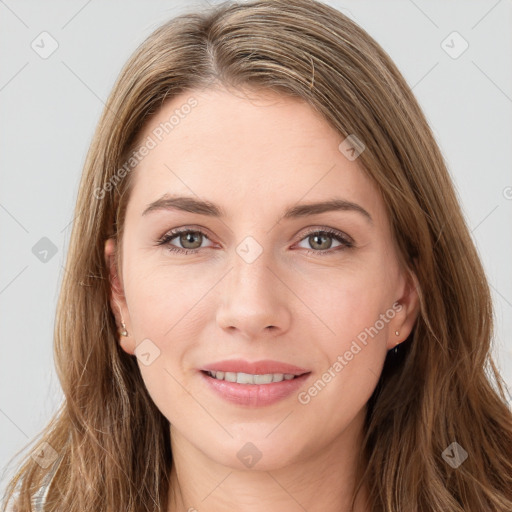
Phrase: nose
[{"left": 215, "top": 249, "right": 292, "bottom": 340}]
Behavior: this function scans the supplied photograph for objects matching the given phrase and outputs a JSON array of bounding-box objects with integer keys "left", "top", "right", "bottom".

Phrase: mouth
[{"left": 199, "top": 369, "right": 312, "bottom": 407}]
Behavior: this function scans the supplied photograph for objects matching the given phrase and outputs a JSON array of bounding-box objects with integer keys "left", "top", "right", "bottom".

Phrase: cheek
[
  {"left": 123, "top": 267, "right": 204, "bottom": 423},
  {"left": 293, "top": 262, "right": 394, "bottom": 397},
  {"left": 294, "top": 258, "right": 394, "bottom": 343},
  {"left": 122, "top": 257, "right": 217, "bottom": 399},
  {"left": 124, "top": 263, "right": 211, "bottom": 349}
]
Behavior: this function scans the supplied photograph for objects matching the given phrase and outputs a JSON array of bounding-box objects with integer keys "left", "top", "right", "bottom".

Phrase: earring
[
  {"left": 114, "top": 299, "right": 129, "bottom": 337},
  {"left": 393, "top": 331, "right": 400, "bottom": 354}
]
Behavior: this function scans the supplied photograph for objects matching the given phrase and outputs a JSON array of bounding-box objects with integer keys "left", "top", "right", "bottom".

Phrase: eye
[
  {"left": 295, "top": 228, "right": 354, "bottom": 255},
  {"left": 156, "top": 228, "right": 214, "bottom": 255}
]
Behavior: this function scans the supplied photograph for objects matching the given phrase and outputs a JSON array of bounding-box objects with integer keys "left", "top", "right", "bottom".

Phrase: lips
[
  {"left": 199, "top": 359, "right": 310, "bottom": 376},
  {"left": 199, "top": 369, "right": 312, "bottom": 407}
]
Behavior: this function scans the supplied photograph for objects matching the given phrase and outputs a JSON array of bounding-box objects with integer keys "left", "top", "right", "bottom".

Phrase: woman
[{"left": 3, "top": 0, "right": 511, "bottom": 511}]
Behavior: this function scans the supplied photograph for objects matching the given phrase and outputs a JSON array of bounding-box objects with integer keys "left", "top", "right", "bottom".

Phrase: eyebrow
[{"left": 142, "top": 194, "right": 373, "bottom": 224}]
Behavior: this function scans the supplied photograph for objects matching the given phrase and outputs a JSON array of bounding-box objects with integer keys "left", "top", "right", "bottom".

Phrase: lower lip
[{"left": 199, "top": 370, "right": 311, "bottom": 407}]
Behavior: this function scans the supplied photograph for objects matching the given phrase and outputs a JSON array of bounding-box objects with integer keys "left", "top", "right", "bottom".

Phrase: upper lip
[{"left": 200, "top": 359, "right": 310, "bottom": 376}]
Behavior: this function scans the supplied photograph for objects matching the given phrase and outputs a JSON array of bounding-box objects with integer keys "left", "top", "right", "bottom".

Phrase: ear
[
  {"left": 387, "top": 264, "right": 421, "bottom": 350},
  {"left": 105, "top": 238, "right": 135, "bottom": 355}
]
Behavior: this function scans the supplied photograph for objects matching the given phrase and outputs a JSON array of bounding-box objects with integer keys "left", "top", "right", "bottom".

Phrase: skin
[{"left": 105, "top": 86, "right": 420, "bottom": 512}]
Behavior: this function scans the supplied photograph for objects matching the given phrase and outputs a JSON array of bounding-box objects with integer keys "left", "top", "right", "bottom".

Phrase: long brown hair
[{"left": 3, "top": 1, "right": 511, "bottom": 510}]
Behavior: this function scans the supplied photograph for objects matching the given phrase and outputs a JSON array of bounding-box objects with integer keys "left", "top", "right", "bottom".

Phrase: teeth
[
  {"left": 253, "top": 373, "right": 274, "bottom": 384},
  {"left": 207, "top": 371, "right": 297, "bottom": 384}
]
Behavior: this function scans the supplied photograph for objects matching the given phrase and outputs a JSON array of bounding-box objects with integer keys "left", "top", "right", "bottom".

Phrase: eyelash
[{"left": 156, "top": 227, "right": 354, "bottom": 256}]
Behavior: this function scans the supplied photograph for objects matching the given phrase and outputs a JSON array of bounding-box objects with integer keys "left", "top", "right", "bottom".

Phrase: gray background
[{"left": 1, "top": 0, "right": 511, "bottom": 499}]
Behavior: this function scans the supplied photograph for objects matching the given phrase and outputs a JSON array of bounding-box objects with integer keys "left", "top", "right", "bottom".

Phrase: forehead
[{"left": 126, "top": 87, "right": 385, "bottom": 223}]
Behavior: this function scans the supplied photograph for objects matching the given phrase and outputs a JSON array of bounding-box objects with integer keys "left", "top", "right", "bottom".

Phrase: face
[{"left": 105, "top": 86, "right": 419, "bottom": 471}]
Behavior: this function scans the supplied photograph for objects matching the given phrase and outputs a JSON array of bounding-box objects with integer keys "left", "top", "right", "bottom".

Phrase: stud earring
[{"left": 393, "top": 331, "right": 400, "bottom": 354}]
